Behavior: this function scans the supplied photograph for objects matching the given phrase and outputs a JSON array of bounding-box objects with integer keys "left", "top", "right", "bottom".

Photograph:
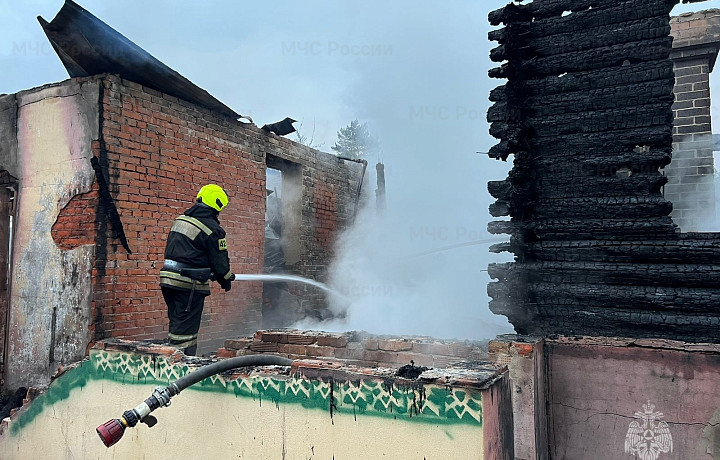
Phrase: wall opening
[
  {"left": 0, "top": 171, "right": 17, "bottom": 390},
  {"left": 263, "top": 155, "right": 303, "bottom": 328}
]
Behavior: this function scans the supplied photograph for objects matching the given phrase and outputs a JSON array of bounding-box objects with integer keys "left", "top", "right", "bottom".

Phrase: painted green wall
[{"left": 0, "top": 349, "right": 486, "bottom": 459}]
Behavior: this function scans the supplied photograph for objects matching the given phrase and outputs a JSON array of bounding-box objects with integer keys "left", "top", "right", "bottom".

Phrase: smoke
[
  {"left": 291, "top": 1, "right": 514, "bottom": 340},
  {"left": 294, "top": 200, "right": 513, "bottom": 340},
  {"left": 666, "top": 133, "right": 719, "bottom": 232}
]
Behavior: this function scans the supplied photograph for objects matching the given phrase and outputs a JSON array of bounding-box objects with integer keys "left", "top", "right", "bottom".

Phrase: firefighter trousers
[{"left": 161, "top": 286, "right": 209, "bottom": 356}]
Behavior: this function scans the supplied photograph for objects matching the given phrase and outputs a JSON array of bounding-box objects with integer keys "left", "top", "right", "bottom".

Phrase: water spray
[
  {"left": 233, "top": 273, "right": 352, "bottom": 307},
  {"left": 96, "top": 355, "right": 291, "bottom": 447},
  {"left": 233, "top": 273, "right": 335, "bottom": 294}
]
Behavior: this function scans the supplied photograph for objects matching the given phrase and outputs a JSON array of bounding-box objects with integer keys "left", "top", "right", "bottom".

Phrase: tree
[
  {"left": 295, "top": 119, "right": 324, "bottom": 150},
  {"left": 331, "top": 120, "right": 377, "bottom": 160}
]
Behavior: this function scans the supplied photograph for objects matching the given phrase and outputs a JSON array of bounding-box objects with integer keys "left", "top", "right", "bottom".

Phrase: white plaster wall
[
  {"left": 7, "top": 79, "right": 99, "bottom": 389},
  {"left": 0, "top": 372, "right": 484, "bottom": 460}
]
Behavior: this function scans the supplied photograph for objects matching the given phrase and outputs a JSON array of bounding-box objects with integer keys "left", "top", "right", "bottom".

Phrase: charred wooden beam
[
  {"left": 484, "top": 0, "right": 720, "bottom": 342},
  {"left": 490, "top": 61, "right": 675, "bottom": 101},
  {"left": 489, "top": 38, "right": 673, "bottom": 79},
  {"left": 526, "top": 236, "right": 720, "bottom": 264}
]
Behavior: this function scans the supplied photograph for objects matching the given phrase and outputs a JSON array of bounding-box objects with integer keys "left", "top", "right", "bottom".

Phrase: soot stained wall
[{"left": 1, "top": 74, "right": 362, "bottom": 388}]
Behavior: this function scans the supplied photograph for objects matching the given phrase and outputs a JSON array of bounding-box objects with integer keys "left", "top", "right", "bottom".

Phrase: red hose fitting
[{"left": 96, "top": 419, "right": 125, "bottom": 447}]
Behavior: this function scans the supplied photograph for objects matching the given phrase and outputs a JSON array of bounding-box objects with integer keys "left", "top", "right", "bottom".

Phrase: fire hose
[{"left": 96, "top": 355, "right": 292, "bottom": 447}]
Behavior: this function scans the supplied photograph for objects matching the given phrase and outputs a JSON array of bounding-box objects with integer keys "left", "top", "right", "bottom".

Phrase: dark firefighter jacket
[{"left": 160, "top": 203, "right": 232, "bottom": 292}]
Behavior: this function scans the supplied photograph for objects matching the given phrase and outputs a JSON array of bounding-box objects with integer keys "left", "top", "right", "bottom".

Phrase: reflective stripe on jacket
[{"left": 160, "top": 203, "right": 232, "bottom": 291}]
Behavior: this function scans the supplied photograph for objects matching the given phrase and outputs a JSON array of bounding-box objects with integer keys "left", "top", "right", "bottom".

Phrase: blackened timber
[
  {"left": 489, "top": 262, "right": 720, "bottom": 289},
  {"left": 489, "top": 38, "right": 673, "bottom": 79},
  {"left": 489, "top": 201, "right": 511, "bottom": 218},
  {"left": 491, "top": 4, "right": 675, "bottom": 44},
  {"left": 488, "top": 83, "right": 674, "bottom": 121},
  {"left": 490, "top": 18, "right": 670, "bottom": 62},
  {"left": 528, "top": 283, "right": 720, "bottom": 314},
  {"left": 530, "top": 218, "right": 677, "bottom": 240},
  {"left": 517, "top": 196, "right": 673, "bottom": 219},
  {"left": 491, "top": 0, "right": 674, "bottom": 24},
  {"left": 526, "top": 237, "right": 720, "bottom": 264},
  {"left": 488, "top": 180, "right": 513, "bottom": 200},
  {"left": 491, "top": 104, "right": 672, "bottom": 139},
  {"left": 530, "top": 126, "right": 673, "bottom": 153},
  {"left": 532, "top": 175, "right": 668, "bottom": 199},
  {"left": 487, "top": 140, "right": 517, "bottom": 161},
  {"left": 484, "top": 0, "right": 711, "bottom": 341},
  {"left": 540, "top": 151, "right": 672, "bottom": 171},
  {"left": 488, "top": 221, "right": 520, "bottom": 236},
  {"left": 522, "top": 307, "right": 720, "bottom": 343},
  {"left": 489, "top": 242, "right": 511, "bottom": 254},
  {"left": 490, "top": 219, "right": 678, "bottom": 240},
  {"left": 488, "top": 3, "right": 533, "bottom": 26},
  {"left": 492, "top": 194, "right": 672, "bottom": 219},
  {"left": 490, "top": 62, "right": 675, "bottom": 102}
]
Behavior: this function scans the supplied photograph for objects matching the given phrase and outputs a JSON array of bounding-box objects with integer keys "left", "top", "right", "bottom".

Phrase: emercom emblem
[{"left": 624, "top": 401, "right": 673, "bottom": 460}]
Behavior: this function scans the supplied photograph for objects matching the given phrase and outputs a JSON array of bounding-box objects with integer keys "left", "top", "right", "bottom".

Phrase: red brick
[
  {"left": 89, "top": 75, "right": 356, "bottom": 351},
  {"left": 305, "top": 346, "right": 336, "bottom": 358},
  {"left": 287, "top": 333, "right": 318, "bottom": 345},
  {"left": 278, "top": 344, "right": 308, "bottom": 355},
  {"left": 362, "top": 339, "right": 379, "bottom": 350},
  {"left": 512, "top": 342, "right": 534, "bottom": 357},
  {"left": 216, "top": 348, "right": 238, "bottom": 358},
  {"left": 334, "top": 348, "right": 364, "bottom": 360},
  {"left": 256, "top": 331, "right": 289, "bottom": 343},
  {"left": 249, "top": 342, "right": 279, "bottom": 352},
  {"left": 316, "top": 335, "right": 348, "bottom": 348},
  {"left": 224, "top": 338, "right": 252, "bottom": 350},
  {"left": 412, "top": 342, "right": 451, "bottom": 356},
  {"left": 488, "top": 340, "right": 511, "bottom": 355},
  {"left": 362, "top": 350, "right": 397, "bottom": 365},
  {"left": 448, "top": 344, "right": 474, "bottom": 359},
  {"left": 403, "top": 353, "right": 434, "bottom": 368},
  {"left": 378, "top": 339, "right": 413, "bottom": 352}
]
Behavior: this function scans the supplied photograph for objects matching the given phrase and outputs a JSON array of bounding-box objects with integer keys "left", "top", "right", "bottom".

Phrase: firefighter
[{"left": 159, "top": 184, "right": 235, "bottom": 355}]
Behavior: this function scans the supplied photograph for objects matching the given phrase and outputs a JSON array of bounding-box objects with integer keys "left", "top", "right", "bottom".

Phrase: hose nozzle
[{"left": 96, "top": 418, "right": 126, "bottom": 447}]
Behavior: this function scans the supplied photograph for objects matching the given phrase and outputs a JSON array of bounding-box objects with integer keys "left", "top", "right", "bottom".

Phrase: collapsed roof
[{"left": 38, "top": 0, "right": 239, "bottom": 118}]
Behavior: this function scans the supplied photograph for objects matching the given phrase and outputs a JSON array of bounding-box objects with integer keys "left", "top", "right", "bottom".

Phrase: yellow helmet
[{"left": 197, "top": 184, "right": 228, "bottom": 212}]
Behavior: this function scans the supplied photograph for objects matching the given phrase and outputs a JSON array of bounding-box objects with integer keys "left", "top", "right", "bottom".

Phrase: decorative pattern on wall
[{"left": 10, "top": 350, "right": 483, "bottom": 436}]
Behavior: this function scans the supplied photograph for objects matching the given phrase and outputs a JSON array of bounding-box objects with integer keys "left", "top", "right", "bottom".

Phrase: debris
[
  {"left": 395, "top": 362, "right": 429, "bottom": 379},
  {"left": 262, "top": 117, "right": 297, "bottom": 136}
]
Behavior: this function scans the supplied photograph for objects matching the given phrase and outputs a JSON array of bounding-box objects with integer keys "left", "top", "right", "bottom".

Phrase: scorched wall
[{"left": 0, "top": 74, "right": 361, "bottom": 389}]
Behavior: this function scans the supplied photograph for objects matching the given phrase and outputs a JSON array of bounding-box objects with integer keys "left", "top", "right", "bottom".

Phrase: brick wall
[
  {"left": 668, "top": 10, "right": 720, "bottom": 231},
  {"left": 217, "top": 329, "right": 489, "bottom": 369},
  {"left": 88, "top": 75, "right": 360, "bottom": 352},
  {"left": 287, "top": 144, "right": 362, "bottom": 312},
  {"left": 51, "top": 183, "right": 99, "bottom": 250}
]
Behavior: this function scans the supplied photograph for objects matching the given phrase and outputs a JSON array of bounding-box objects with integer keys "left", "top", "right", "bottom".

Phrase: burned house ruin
[
  {"left": 0, "top": 0, "right": 364, "bottom": 390},
  {"left": 5, "top": 0, "right": 720, "bottom": 458},
  {"left": 485, "top": 2, "right": 720, "bottom": 458},
  {"left": 487, "top": 0, "right": 720, "bottom": 343}
]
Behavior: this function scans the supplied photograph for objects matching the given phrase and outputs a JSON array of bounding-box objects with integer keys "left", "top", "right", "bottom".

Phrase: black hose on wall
[{"left": 174, "top": 355, "right": 292, "bottom": 393}]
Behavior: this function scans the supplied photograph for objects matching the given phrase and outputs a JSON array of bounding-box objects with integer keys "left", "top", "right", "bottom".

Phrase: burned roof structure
[
  {"left": 487, "top": 0, "right": 720, "bottom": 342},
  {"left": 38, "top": 0, "right": 239, "bottom": 118}
]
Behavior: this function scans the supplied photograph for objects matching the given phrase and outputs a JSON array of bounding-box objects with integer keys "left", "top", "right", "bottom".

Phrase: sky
[{"left": 2, "top": 0, "right": 720, "bottom": 340}]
